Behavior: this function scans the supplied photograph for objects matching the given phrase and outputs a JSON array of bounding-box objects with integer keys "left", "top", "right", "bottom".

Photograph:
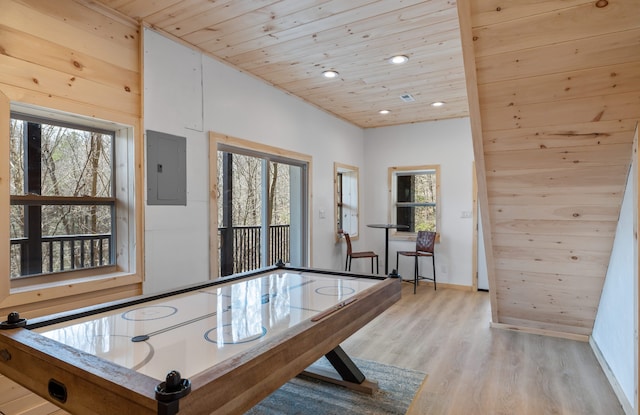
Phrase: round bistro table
[{"left": 366, "top": 224, "right": 409, "bottom": 275}]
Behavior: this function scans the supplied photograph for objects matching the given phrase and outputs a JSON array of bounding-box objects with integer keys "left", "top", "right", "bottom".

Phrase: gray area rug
[{"left": 245, "top": 357, "right": 427, "bottom": 415}]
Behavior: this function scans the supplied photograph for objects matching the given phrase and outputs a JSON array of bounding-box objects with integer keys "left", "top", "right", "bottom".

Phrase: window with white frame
[
  {"left": 8, "top": 105, "right": 136, "bottom": 285},
  {"left": 334, "top": 163, "right": 359, "bottom": 238},
  {"left": 389, "top": 165, "right": 440, "bottom": 235}
]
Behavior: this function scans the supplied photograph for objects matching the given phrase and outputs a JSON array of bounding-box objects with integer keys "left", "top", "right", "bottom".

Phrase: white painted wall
[
  {"left": 143, "top": 29, "right": 209, "bottom": 293},
  {"left": 143, "top": 28, "right": 365, "bottom": 293},
  {"left": 143, "top": 28, "right": 476, "bottom": 292},
  {"left": 361, "top": 119, "right": 475, "bottom": 286},
  {"left": 592, "top": 164, "right": 636, "bottom": 411}
]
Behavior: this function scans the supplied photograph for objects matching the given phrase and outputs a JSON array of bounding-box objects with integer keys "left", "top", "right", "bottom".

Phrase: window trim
[
  {"left": 2, "top": 101, "right": 141, "bottom": 300},
  {"left": 334, "top": 162, "right": 359, "bottom": 242},
  {"left": 388, "top": 164, "right": 441, "bottom": 241}
]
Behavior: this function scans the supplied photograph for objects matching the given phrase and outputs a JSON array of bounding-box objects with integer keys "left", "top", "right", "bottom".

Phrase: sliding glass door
[{"left": 217, "top": 147, "right": 308, "bottom": 276}]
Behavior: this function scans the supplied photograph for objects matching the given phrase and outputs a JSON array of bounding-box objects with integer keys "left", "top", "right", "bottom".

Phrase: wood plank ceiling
[
  {"left": 94, "top": 0, "right": 469, "bottom": 128},
  {"left": 460, "top": 0, "right": 639, "bottom": 337},
  {"left": 94, "top": 0, "right": 640, "bottom": 338}
]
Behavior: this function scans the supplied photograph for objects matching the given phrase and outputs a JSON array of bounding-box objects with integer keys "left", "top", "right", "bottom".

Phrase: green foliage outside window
[{"left": 393, "top": 167, "right": 439, "bottom": 234}]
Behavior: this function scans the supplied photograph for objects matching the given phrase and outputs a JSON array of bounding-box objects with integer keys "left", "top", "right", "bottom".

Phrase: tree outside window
[
  {"left": 9, "top": 114, "right": 115, "bottom": 278},
  {"left": 389, "top": 165, "right": 440, "bottom": 235},
  {"left": 334, "top": 163, "right": 359, "bottom": 239},
  {"left": 216, "top": 149, "right": 297, "bottom": 275}
]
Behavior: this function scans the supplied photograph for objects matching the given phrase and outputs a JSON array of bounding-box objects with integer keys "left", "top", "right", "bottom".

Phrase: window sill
[
  {"left": 2, "top": 272, "right": 142, "bottom": 310},
  {"left": 390, "top": 232, "right": 415, "bottom": 242},
  {"left": 391, "top": 232, "right": 441, "bottom": 243}
]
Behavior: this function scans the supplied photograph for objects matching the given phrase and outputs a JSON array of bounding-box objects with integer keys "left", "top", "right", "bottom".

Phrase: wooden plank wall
[
  {"left": 460, "top": 0, "right": 640, "bottom": 338},
  {"left": 0, "top": 0, "right": 141, "bottom": 123},
  {"left": 0, "top": 1, "right": 143, "bottom": 413},
  {"left": 0, "top": 0, "right": 143, "bottom": 315}
]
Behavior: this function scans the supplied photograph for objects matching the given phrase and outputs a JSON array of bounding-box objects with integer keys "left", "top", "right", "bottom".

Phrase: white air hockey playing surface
[{"left": 35, "top": 268, "right": 381, "bottom": 381}]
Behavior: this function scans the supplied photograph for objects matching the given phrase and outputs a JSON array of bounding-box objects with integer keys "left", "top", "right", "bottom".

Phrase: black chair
[
  {"left": 344, "top": 233, "right": 379, "bottom": 274},
  {"left": 396, "top": 231, "right": 436, "bottom": 293}
]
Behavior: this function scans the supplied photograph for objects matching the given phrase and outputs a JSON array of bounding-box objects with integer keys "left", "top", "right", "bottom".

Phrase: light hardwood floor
[
  {"left": 0, "top": 282, "right": 625, "bottom": 415},
  {"left": 342, "top": 283, "right": 625, "bottom": 415}
]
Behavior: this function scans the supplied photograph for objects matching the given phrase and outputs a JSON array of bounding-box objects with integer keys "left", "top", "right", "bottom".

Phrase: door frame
[{"left": 209, "top": 132, "right": 312, "bottom": 278}]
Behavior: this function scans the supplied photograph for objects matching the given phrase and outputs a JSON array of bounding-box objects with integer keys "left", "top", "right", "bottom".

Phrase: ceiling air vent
[{"left": 400, "top": 93, "right": 415, "bottom": 103}]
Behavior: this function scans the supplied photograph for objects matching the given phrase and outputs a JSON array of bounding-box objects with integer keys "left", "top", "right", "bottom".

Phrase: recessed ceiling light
[
  {"left": 431, "top": 101, "right": 445, "bottom": 107},
  {"left": 379, "top": 109, "right": 390, "bottom": 115},
  {"left": 389, "top": 55, "right": 409, "bottom": 64},
  {"left": 322, "top": 70, "right": 339, "bottom": 78}
]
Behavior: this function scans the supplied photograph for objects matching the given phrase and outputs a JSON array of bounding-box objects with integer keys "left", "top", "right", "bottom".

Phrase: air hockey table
[{"left": 0, "top": 264, "right": 401, "bottom": 415}]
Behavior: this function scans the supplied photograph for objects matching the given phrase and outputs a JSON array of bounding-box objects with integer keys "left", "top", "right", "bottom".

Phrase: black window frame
[
  {"left": 9, "top": 113, "right": 117, "bottom": 279},
  {"left": 389, "top": 165, "right": 440, "bottom": 235}
]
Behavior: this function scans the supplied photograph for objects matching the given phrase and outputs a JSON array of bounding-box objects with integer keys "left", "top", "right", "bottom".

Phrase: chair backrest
[
  {"left": 416, "top": 231, "right": 436, "bottom": 253},
  {"left": 344, "top": 233, "right": 353, "bottom": 255}
]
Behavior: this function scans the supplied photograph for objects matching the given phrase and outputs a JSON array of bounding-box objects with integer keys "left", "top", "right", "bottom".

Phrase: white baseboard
[{"left": 589, "top": 336, "right": 635, "bottom": 415}]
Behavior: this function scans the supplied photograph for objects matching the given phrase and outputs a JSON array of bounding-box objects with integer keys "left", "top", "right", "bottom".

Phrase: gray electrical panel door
[{"left": 147, "top": 130, "right": 187, "bottom": 205}]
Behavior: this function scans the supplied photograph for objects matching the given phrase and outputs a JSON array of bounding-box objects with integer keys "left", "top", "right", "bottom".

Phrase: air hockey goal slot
[{"left": 48, "top": 378, "right": 67, "bottom": 403}]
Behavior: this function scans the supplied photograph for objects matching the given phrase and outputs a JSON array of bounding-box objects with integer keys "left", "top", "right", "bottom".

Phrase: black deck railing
[
  {"left": 10, "top": 225, "right": 290, "bottom": 278},
  {"left": 218, "top": 224, "right": 290, "bottom": 275},
  {"left": 10, "top": 233, "right": 113, "bottom": 278}
]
